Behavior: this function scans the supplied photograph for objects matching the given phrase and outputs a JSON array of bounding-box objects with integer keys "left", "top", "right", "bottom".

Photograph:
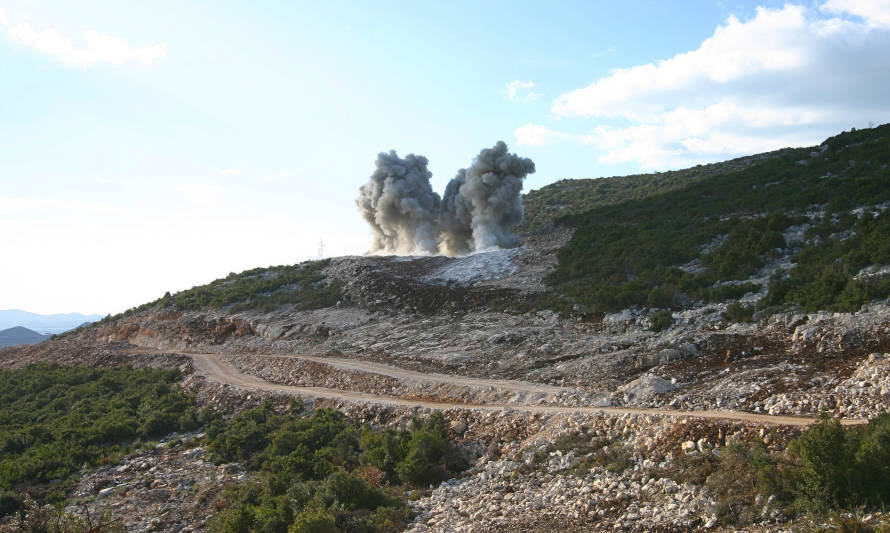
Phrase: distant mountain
[
  {"left": 0, "top": 309, "right": 103, "bottom": 335},
  {"left": 0, "top": 326, "right": 50, "bottom": 348}
]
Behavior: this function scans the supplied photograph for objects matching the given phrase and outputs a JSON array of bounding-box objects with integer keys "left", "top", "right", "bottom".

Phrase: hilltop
[
  {"left": 0, "top": 326, "right": 48, "bottom": 348},
  {"left": 2, "top": 124, "right": 890, "bottom": 532}
]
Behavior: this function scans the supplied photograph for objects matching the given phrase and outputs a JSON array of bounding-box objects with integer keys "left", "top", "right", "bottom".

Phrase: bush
[
  {"left": 289, "top": 508, "right": 337, "bottom": 533},
  {"left": 649, "top": 310, "right": 674, "bottom": 332},
  {"left": 722, "top": 301, "right": 754, "bottom": 323},
  {"left": 758, "top": 414, "right": 890, "bottom": 515}
]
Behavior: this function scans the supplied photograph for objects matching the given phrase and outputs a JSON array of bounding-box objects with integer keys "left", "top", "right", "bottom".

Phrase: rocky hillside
[{"left": 3, "top": 124, "right": 890, "bottom": 532}]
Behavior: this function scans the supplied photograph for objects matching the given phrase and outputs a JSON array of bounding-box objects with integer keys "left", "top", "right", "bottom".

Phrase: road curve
[{"left": 189, "top": 352, "right": 866, "bottom": 427}]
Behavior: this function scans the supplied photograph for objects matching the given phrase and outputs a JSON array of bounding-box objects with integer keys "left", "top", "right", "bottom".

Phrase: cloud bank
[{"left": 517, "top": 2, "right": 890, "bottom": 168}]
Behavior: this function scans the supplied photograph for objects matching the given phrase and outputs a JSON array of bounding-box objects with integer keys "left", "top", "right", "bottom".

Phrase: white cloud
[
  {"left": 220, "top": 169, "right": 243, "bottom": 177},
  {"left": 548, "top": 3, "right": 890, "bottom": 168},
  {"left": 504, "top": 80, "right": 541, "bottom": 103},
  {"left": 0, "top": 10, "right": 166, "bottom": 67},
  {"left": 823, "top": 0, "right": 890, "bottom": 27},
  {"left": 175, "top": 184, "right": 228, "bottom": 207}
]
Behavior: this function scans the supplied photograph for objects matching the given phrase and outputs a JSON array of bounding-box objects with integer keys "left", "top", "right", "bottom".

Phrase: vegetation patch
[
  {"left": 518, "top": 149, "right": 789, "bottom": 234},
  {"left": 758, "top": 209, "right": 890, "bottom": 312},
  {"left": 543, "top": 125, "right": 890, "bottom": 315},
  {"left": 206, "top": 405, "right": 468, "bottom": 533},
  {"left": 0, "top": 366, "right": 469, "bottom": 532},
  {"left": 649, "top": 310, "right": 674, "bottom": 332},
  {"left": 653, "top": 414, "right": 890, "bottom": 527},
  {"left": 0, "top": 364, "right": 199, "bottom": 517}
]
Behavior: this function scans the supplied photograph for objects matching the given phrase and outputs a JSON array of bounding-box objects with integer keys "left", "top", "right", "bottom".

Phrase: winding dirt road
[{"left": 189, "top": 352, "right": 866, "bottom": 427}]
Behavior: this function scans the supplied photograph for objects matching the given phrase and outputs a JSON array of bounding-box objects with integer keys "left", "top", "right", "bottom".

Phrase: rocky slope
[
  {"left": 4, "top": 221, "right": 890, "bottom": 531},
  {"left": 3, "top": 126, "right": 890, "bottom": 532}
]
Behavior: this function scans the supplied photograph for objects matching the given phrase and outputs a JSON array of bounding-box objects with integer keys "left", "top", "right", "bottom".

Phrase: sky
[{"left": 1, "top": 0, "right": 889, "bottom": 315}]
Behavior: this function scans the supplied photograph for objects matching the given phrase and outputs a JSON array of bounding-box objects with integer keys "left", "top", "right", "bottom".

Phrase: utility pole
[{"left": 318, "top": 239, "right": 324, "bottom": 259}]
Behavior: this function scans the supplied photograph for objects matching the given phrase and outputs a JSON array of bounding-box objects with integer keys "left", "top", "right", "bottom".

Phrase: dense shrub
[
  {"left": 707, "top": 415, "right": 890, "bottom": 520},
  {"left": 653, "top": 414, "right": 890, "bottom": 525},
  {"left": 722, "top": 302, "right": 754, "bottom": 323},
  {"left": 208, "top": 408, "right": 465, "bottom": 533},
  {"left": 544, "top": 125, "right": 890, "bottom": 314},
  {"left": 759, "top": 209, "right": 890, "bottom": 312},
  {"left": 649, "top": 310, "right": 674, "bottom": 332},
  {"left": 0, "top": 365, "right": 199, "bottom": 516},
  {"left": 758, "top": 414, "right": 890, "bottom": 514}
]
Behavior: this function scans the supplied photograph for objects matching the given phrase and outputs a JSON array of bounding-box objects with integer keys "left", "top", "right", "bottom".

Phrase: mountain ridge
[{"left": 0, "top": 309, "right": 103, "bottom": 334}]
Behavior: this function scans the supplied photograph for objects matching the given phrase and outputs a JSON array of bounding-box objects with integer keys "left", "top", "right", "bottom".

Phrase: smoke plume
[
  {"left": 357, "top": 141, "right": 535, "bottom": 255},
  {"left": 439, "top": 169, "right": 473, "bottom": 254},
  {"left": 356, "top": 151, "right": 441, "bottom": 254},
  {"left": 441, "top": 141, "right": 535, "bottom": 254}
]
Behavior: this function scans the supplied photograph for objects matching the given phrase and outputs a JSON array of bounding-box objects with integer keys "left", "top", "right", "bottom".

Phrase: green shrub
[
  {"left": 593, "top": 445, "right": 632, "bottom": 473},
  {"left": 206, "top": 408, "right": 467, "bottom": 533},
  {"left": 289, "top": 508, "right": 337, "bottom": 533},
  {"left": 649, "top": 310, "right": 674, "bottom": 332},
  {"left": 722, "top": 302, "right": 754, "bottom": 323},
  {"left": 756, "top": 414, "right": 890, "bottom": 515}
]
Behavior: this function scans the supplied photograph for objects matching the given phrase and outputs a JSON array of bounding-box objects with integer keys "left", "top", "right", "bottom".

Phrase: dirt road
[
  {"left": 247, "top": 352, "right": 568, "bottom": 394},
  {"left": 190, "top": 352, "right": 865, "bottom": 427}
]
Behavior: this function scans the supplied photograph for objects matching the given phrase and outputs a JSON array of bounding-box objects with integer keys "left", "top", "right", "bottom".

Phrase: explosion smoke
[
  {"left": 357, "top": 142, "right": 535, "bottom": 255},
  {"left": 356, "top": 151, "right": 441, "bottom": 254},
  {"left": 441, "top": 141, "right": 535, "bottom": 254}
]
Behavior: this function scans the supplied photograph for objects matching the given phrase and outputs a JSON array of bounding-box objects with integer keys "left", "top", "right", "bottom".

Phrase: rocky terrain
[
  {"left": 3, "top": 127, "right": 890, "bottom": 531},
  {"left": 3, "top": 220, "right": 890, "bottom": 531}
]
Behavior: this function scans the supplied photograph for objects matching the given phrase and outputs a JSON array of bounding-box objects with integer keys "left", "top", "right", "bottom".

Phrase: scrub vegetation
[
  {"left": 0, "top": 365, "right": 468, "bottom": 532},
  {"left": 0, "top": 364, "right": 199, "bottom": 517},
  {"left": 541, "top": 125, "right": 890, "bottom": 316},
  {"left": 207, "top": 405, "right": 467, "bottom": 533}
]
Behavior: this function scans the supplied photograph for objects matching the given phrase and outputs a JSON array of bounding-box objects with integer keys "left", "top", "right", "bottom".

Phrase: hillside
[
  {"left": 518, "top": 147, "right": 791, "bottom": 234},
  {"left": 548, "top": 124, "right": 890, "bottom": 315},
  {"left": 0, "top": 326, "right": 48, "bottom": 348},
  {"left": 2, "top": 124, "right": 890, "bottom": 532}
]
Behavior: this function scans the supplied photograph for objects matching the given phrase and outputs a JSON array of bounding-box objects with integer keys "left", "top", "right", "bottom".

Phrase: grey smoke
[
  {"left": 356, "top": 151, "right": 441, "bottom": 254},
  {"left": 441, "top": 141, "right": 535, "bottom": 254},
  {"left": 357, "top": 141, "right": 535, "bottom": 255},
  {"left": 438, "top": 169, "right": 473, "bottom": 255}
]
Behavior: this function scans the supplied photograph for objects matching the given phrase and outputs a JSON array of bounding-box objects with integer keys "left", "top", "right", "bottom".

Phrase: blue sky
[{"left": 2, "top": 0, "right": 889, "bottom": 314}]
